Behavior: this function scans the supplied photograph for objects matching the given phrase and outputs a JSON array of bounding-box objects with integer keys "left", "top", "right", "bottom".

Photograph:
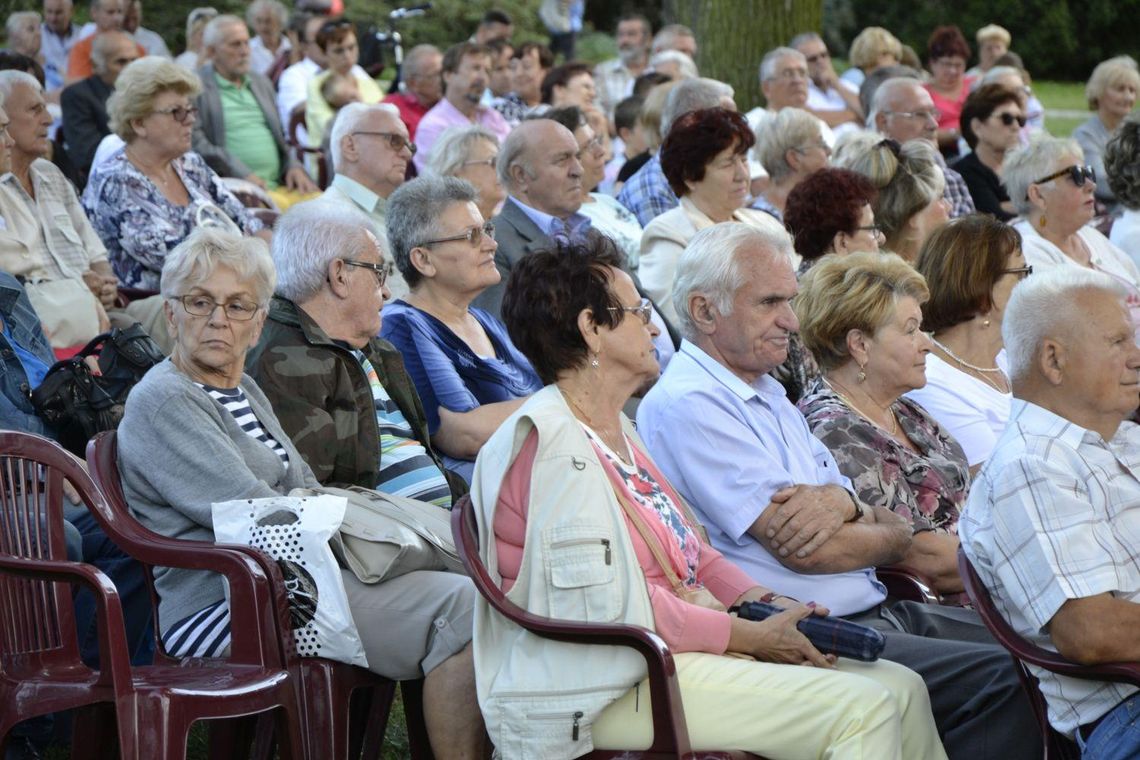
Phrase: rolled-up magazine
[{"left": 733, "top": 601, "right": 886, "bottom": 662}]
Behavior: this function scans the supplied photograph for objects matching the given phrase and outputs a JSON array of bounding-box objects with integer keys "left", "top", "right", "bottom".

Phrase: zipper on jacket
[
  {"left": 572, "top": 711, "right": 583, "bottom": 741},
  {"left": 550, "top": 536, "right": 612, "bottom": 565}
]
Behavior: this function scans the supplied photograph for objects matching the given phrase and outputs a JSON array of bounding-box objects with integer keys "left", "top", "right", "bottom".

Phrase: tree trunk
[{"left": 675, "top": 0, "right": 823, "bottom": 112}]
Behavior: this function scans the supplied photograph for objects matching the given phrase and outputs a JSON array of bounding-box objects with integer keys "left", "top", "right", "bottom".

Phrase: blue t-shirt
[{"left": 380, "top": 299, "right": 543, "bottom": 480}]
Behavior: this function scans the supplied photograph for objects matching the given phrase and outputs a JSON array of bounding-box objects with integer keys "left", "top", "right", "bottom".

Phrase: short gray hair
[
  {"left": 1003, "top": 266, "right": 1127, "bottom": 382},
  {"left": 403, "top": 44, "right": 441, "bottom": 80},
  {"left": 0, "top": 70, "right": 42, "bottom": 103},
  {"left": 1086, "top": 56, "right": 1140, "bottom": 110},
  {"left": 1002, "top": 134, "right": 1083, "bottom": 216},
  {"left": 203, "top": 14, "right": 245, "bottom": 50},
  {"left": 271, "top": 199, "right": 379, "bottom": 303},
  {"left": 789, "top": 32, "right": 822, "bottom": 50},
  {"left": 160, "top": 228, "right": 275, "bottom": 306},
  {"left": 386, "top": 175, "right": 478, "bottom": 290},
  {"left": 755, "top": 107, "right": 822, "bottom": 182},
  {"left": 672, "top": 222, "right": 793, "bottom": 340},
  {"left": 426, "top": 125, "right": 498, "bottom": 177},
  {"left": 981, "top": 65, "right": 1024, "bottom": 87},
  {"left": 497, "top": 120, "right": 539, "bottom": 189},
  {"left": 660, "top": 77, "right": 733, "bottom": 138},
  {"left": 328, "top": 101, "right": 400, "bottom": 169},
  {"left": 867, "top": 75, "right": 922, "bottom": 131},
  {"left": 6, "top": 11, "right": 40, "bottom": 40},
  {"left": 649, "top": 50, "right": 697, "bottom": 79},
  {"left": 760, "top": 47, "right": 804, "bottom": 83},
  {"left": 651, "top": 24, "right": 694, "bottom": 54},
  {"left": 108, "top": 56, "right": 201, "bottom": 141},
  {"left": 1106, "top": 116, "right": 1140, "bottom": 210},
  {"left": 246, "top": 0, "right": 287, "bottom": 29}
]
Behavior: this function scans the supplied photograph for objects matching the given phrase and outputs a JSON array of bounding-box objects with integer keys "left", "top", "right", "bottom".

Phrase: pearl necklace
[
  {"left": 823, "top": 377, "right": 898, "bottom": 436},
  {"left": 930, "top": 337, "right": 1010, "bottom": 394}
]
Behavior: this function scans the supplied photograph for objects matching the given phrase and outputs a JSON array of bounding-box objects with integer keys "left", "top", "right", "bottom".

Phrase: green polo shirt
[{"left": 216, "top": 73, "right": 281, "bottom": 188}]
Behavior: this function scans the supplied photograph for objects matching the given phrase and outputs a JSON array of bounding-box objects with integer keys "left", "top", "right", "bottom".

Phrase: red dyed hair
[
  {"left": 660, "top": 107, "right": 755, "bottom": 197},
  {"left": 784, "top": 168, "right": 878, "bottom": 261}
]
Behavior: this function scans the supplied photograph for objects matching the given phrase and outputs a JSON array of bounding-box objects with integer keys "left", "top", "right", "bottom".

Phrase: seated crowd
[{"left": 3, "top": 5, "right": 1140, "bottom": 759}]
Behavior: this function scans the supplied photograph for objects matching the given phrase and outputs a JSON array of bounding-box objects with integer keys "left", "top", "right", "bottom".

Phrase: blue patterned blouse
[{"left": 82, "top": 148, "right": 264, "bottom": 289}]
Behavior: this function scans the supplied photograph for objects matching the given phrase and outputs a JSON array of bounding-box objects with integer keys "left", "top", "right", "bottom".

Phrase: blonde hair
[
  {"left": 832, "top": 133, "right": 944, "bottom": 252},
  {"left": 638, "top": 79, "right": 679, "bottom": 151},
  {"left": 848, "top": 27, "right": 902, "bottom": 71},
  {"left": 795, "top": 251, "right": 929, "bottom": 373},
  {"left": 108, "top": 57, "right": 202, "bottom": 142},
  {"left": 1086, "top": 55, "right": 1140, "bottom": 110},
  {"left": 975, "top": 24, "right": 1011, "bottom": 46},
  {"left": 754, "top": 107, "right": 822, "bottom": 182}
]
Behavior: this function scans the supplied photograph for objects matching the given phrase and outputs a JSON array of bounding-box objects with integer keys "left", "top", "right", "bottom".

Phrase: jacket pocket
[{"left": 544, "top": 524, "right": 619, "bottom": 622}]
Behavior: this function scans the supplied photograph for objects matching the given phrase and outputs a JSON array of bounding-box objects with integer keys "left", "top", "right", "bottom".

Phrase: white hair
[
  {"left": 660, "top": 77, "right": 733, "bottom": 138},
  {"left": 759, "top": 47, "right": 804, "bottom": 83},
  {"left": 982, "top": 65, "right": 1025, "bottom": 86},
  {"left": 867, "top": 76, "right": 923, "bottom": 132},
  {"left": 271, "top": 199, "right": 379, "bottom": 302},
  {"left": 649, "top": 50, "right": 698, "bottom": 79},
  {"left": 0, "top": 70, "right": 42, "bottom": 102},
  {"left": 160, "top": 228, "right": 275, "bottom": 306},
  {"left": 328, "top": 101, "right": 401, "bottom": 170},
  {"left": 1002, "top": 135, "right": 1084, "bottom": 216},
  {"left": 651, "top": 23, "right": 694, "bottom": 54},
  {"left": 754, "top": 107, "right": 823, "bottom": 182},
  {"left": 672, "top": 222, "right": 793, "bottom": 340},
  {"left": 1003, "top": 266, "right": 1128, "bottom": 382},
  {"left": 6, "top": 11, "right": 41, "bottom": 39},
  {"left": 425, "top": 124, "right": 498, "bottom": 177},
  {"left": 246, "top": 0, "right": 287, "bottom": 28},
  {"left": 202, "top": 14, "right": 245, "bottom": 50}
]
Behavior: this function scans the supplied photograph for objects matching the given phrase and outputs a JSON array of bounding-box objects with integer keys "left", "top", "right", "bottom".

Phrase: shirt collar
[
  {"left": 215, "top": 71, "right": 248, "bottom": 91},
  {"left": 332, "top": 173, "right": 386, "bottom": 215},
  {"left": 677, "top": 339, "right": 787, "bottom": 404},
  {"left": 1009, "top": 397, "right": 1104, "bottom": 449},
  {"left": 509, "top": 195, "right": 591, "bottom": 238}
]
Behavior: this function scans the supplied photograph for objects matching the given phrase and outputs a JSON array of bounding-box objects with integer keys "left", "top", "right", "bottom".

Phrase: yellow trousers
[{"left": 592, "top": 652, "right": 947, "bottom": 760}]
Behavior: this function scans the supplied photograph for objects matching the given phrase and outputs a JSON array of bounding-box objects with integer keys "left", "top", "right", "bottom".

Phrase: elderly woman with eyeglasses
[
  {"left": 1004, "top": 135, "right": 1140, "bottom": 307},
  {"left": 425, "top": 125, "right": 506, "bottom": 222},
  {"left": 923, "top": 26, "right": 975, "bottom": 158},
  {"left": 83, "top": 57, "right": 267, "bottom": 290},
  {"left": 381, "top": 175, "right": 542, "bottom": 483}
]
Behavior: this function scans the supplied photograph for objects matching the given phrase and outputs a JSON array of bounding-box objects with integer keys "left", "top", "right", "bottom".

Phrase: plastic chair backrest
[{"left": 0, "top": 433, "right": 85, "bottom": 678}]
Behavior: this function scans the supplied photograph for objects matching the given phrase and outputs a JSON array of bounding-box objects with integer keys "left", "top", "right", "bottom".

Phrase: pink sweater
[{"left": 493, "top": 430, "right": 757, "bottom": 655}]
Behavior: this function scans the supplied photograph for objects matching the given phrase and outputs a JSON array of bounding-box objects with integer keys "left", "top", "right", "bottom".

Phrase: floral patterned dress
[
  {"left": 82, "top": 148, "right": 264, "bottom": 289},
  {"left": 798, "top": 379, "right": 969, "bottom": 533}
]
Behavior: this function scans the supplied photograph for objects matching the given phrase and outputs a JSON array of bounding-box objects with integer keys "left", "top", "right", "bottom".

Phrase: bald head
[
  {"left": 92, "top": 30, "right": 138, "bottom": 82},
  {"left": 872, "top": 77, "right": 937, "bottom": 143},
  {"left": 499, "top": 118, "right": 583, "bottom": 218}
]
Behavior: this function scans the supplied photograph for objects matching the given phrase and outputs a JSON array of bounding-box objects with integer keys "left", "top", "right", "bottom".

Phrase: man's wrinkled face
[{"left": 616, "top": 20, "right": 648, "bottom": 57}]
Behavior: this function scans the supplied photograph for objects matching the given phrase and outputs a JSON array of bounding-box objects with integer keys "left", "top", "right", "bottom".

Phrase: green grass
[{"left": 1033, "top": 80, "right": 1088, "bottom": 113}]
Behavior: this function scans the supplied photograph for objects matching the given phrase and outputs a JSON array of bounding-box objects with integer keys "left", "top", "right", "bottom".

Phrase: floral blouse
[
  {"left": 798, "top": 379, "right": 970, "bottom": 533},
  {"left": 82, "top": 148, "right": 264, "bottom": 289}
]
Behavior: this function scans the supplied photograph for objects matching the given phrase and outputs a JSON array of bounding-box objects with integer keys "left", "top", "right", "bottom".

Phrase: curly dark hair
[
  {"left": 502, "top": 236, "right": 628, "bottom": 384},
  {"left": 784, "top": 169, "right": 878, "bottom": 261},
  {"left": 1106, "top": 116, "right": 1140, "bottom": 209},
  {"left": 660, "top": 107, "right": 755, "bottom": 197},
  {"left": 927, "top": 25, "right": 970, "bottom": 63},
  {"left": 959, "top": 83, "right": 1022, "bottom": 149},
  {"left": 540, "top": 61, "right": 593, "bottom": 105}
]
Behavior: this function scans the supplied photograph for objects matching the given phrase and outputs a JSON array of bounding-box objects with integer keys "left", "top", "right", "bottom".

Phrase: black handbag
[{"left": 31, "top": 323, "right": 164, "bottom": 455}]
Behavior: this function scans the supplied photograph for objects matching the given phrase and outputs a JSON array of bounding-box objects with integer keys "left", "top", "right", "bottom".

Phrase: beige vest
[{"left": 471, "top": 385, "right": 657, "bottom": 759}]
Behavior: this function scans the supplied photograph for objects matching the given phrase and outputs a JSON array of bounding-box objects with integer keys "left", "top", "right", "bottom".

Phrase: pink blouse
[
  {"left": 493, "top": 429, "right": 758, "bottom": 655},
  {"left": 924, "top": 77, "right": 976, "bottom": 132}
]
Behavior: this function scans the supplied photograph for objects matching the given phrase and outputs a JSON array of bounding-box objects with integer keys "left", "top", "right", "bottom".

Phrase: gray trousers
[{"left": 845, "top": 600, "right": 1042, "bottom": 760}]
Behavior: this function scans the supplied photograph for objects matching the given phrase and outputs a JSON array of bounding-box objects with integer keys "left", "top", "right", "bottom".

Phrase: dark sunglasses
[
  {"left": 1032, "top": 164, "right": 1096, "bottom": 189},
  {"left": 996, "top": 112, "right": 1027, "bottom": 127}
]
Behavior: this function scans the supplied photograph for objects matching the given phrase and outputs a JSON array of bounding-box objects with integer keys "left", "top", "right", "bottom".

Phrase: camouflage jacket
[{"left": 246, "top": 296, "right": 467, "bottom": 499}]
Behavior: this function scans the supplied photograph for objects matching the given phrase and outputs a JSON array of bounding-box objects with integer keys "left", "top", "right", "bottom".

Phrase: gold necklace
[{"left": 823, "top": 376, "right": 898, "bottom": 436}]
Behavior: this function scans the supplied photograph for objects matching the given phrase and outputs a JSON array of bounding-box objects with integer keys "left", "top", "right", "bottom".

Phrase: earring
[
  {"left": 858, "top": 363, "right": 867, "bottom": 383},
  {"left": 982, "top": 318, "right": 991, "bottom": 328},
  {"left": 590, "top": 354, "right": 599, "bottom": 368},
  {"left": 1039, "top": 214, "right": 1047, "bottom": 228}
]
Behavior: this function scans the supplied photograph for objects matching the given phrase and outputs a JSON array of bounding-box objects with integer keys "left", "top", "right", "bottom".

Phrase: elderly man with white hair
[
  {"left": 246, "top": 0, "right": 289, "bottom": 76},
  {"left": 870, "top": 75, "right": 976, "bottom": 218},
  {"left": 637, "top": 221, "right": 1042, "bottom": 760},
  {"left": 321, "top": 101, "right": 414, "bottom": 297},
  {"left": 960, "top": 267, "right": 1140, "bottom": 758},
  {"left": 7, "top": 12, "right": 44, "bottom": 65},
  {"left": 745, "top": 47, "right": 836, "bottom": 147}
]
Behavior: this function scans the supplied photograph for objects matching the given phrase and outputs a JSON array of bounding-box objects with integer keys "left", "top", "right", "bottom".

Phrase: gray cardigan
[{"left": 118, "top": 359, "right": 318, "bottom": 632}]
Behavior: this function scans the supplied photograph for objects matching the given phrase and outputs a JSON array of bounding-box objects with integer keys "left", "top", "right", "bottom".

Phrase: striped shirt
[
  {"left": 960, "top": 399, "right": 1140, "bottom": 736},
  {"left": 357, "top": 352, "right": 452, "bottom": 508},
  {"left": 198, "top": 383, "right": 290, "bottom": 467}
]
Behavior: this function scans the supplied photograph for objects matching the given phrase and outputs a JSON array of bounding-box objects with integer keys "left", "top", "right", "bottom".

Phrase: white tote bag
[{"left": 212, "top": 493, "right": 368, "bottom": 667}]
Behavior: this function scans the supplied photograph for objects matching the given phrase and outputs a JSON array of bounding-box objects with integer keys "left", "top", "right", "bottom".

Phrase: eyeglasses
[
  {"left": 578, "top": 136, "right": 605, "bottom": 157},
  {"left": 607, "top": 297, "right": 653, "bottom": 325},
  {"left": 886, "top": 108, "right": 941, "bottom": 123},
  {"left": 794, "top": 140, "right": 831, "bottom": 155},
  {"left": 933, "top": 58, "right": 965, "bottom": 70},
  {"left": 996, "top": 112, "right": 1028, "bottom": 127},
  {"left": 855, "top": 224, "right": 886, "bottom": 239},
  {"left": 461, "top": 157, "right": 497, "bottom": 169},
  {"left": 804, "top": 50, "right": 830, "bottom": 64},
  {"left": 1033, "top": 164, "right": 1096, "bottom": 189},
  {"left": 343, "top": 259, "right": 392, "bottom": 288},
  {"left": 1001, "top": 265, "right": 1034, "bottom": 279},
  {"left": 153, "top": 105, "right": 199, "bottom": 124},
  {"left": 352, "top": 131, "right": 416, "bottom": 155},
  {"left": 175, "top": 294, "right": 260, "bottom": 321},
  {"left": 420, "top": 221, "right": 496, "bottom": 247},
  {"left": 767, "top": 68, "right": 808, "bottom": 82}
]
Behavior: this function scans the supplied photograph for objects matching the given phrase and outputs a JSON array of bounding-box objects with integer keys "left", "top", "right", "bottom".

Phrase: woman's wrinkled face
[
  {"left": 864, "top": 295, "right": 932, "bottom": 396},
  {"left": 687, "top": 141, "right": 750, "bottom": 215},
  {"left": 166, "top": 264, "right": 265, "bottom": 386},
  {"left": 596, "top": 267, "right": 661, "bottom": 384},
  {"left": 454, "top": 139, "right": 505, "bottom": 220},
  {"left": 1101, "top": 79, "right": 1138, "bottom": 121},
  {"left": 931, "top": 55, "right": 966, "bottom": 89},
  {"left": 137, "top": 89, "right": 196, "bottom": 157},
  {"left": 1035, "top": 158, "right": 1097, "bottom": 232}
]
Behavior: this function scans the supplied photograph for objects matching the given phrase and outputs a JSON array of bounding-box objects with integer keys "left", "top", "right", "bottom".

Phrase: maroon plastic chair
[
  {"left": 876, "top": 565, "right": 943, "bottom": 605},
  {"left": 0, "top": 431, "right": 304, "bottom": 760},
  {"left": 452, "top": 494, "right": 763, "bottom": 760},
  {"left": 958, "top": 548, "right": 1140, "bottom": 759},
  {"left": 86, "top": 430, "right": 433, "bottom": 760},
  {"left": 286, "top": 105, "right": 330, "bottom": 189}
]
